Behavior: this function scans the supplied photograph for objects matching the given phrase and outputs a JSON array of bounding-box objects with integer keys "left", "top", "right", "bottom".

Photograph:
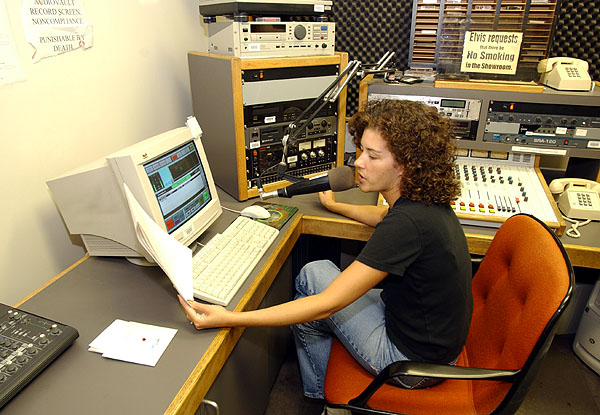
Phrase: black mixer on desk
[{"left": 0, "top": 303, "right": 78, "bottom": 408}]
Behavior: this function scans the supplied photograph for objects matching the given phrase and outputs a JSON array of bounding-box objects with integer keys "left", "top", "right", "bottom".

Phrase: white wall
[{"left": 0, "top": 0, "right": 208, "bottom": 304}]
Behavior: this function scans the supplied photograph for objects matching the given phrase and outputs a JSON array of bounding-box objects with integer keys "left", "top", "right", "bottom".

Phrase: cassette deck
[{"left": 208, "top": 21, "right": 335, "bottom": 58}]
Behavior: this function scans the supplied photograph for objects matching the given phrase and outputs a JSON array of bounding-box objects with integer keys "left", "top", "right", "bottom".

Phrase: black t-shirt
[{"left": 356, "top": 198, "right": 473, "bottom": 363}]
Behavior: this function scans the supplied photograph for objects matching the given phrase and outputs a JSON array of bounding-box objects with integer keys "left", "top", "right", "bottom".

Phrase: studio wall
[{"left": 0, "top": 1, "right": 208, "bottom": 304}]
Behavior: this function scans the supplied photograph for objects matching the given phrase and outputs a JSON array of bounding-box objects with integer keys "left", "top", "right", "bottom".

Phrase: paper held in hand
[{"left": 122, "top": 183, "right": 194, "bottom": 301}]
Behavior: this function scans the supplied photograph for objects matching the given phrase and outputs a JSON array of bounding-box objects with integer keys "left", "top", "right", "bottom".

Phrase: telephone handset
[
  {"left": 549, "top": 178, "right": 600, "bottom": 221},
  {"left": 537, "top": 57, "right": 592, "bottom": 91}
]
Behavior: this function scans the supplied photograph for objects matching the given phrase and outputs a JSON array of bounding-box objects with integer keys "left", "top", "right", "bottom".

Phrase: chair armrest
[{"left": 349, "top": 360, "right": 519, "bottom": 408}]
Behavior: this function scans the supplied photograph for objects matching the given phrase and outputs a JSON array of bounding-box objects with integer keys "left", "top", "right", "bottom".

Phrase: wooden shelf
[
  {"left": 434, "top": 79, "right": 545, "bottom": 92},
  {"left": 409, "top": 0, "right": 560, "bottom": 77}
]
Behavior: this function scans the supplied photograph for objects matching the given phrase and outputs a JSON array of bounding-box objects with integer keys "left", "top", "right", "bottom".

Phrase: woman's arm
[
  {"left": 179, "top": 260, "right": 387, "bottom": 330},
  {"left": 318, "top": 190, "right": 388, "bottom": 227}
]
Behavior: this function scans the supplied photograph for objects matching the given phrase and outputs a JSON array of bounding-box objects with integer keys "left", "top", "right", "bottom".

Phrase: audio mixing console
[
  {"left": 453, "top": 153, "right": 564, "bottom": 234},
  {"left": 0, "top": 303, "right": 78, "bottom": 409}
]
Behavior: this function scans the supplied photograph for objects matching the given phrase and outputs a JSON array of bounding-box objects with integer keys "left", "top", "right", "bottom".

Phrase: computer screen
[
  {"left": 47, "top": 124, "right": 222, "bottom": 263},
  {"left": 143, "top": 141, "right": 213, "bottom": 235}
]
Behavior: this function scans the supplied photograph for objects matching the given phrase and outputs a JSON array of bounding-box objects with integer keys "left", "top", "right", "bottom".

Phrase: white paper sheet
[
  {"left": 123, "top": 183, "right": 194, "bottom": 301},
  {"left": 89, "top": 319, "right": 177, "bottom": 367},
  {"left": 0, "top": 0, "right": 26, "bottom": 85},
  {"left": 88, "top": 318, "right": 130, "bottom": 354}
]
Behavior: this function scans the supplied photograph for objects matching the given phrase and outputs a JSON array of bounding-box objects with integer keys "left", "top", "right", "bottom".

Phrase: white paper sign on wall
[{"left": 21, "top": 0, "right": 93, "bottom": 63}]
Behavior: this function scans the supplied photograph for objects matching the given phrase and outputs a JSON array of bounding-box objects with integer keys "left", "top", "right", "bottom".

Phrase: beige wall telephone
[
  {"left": 549, "top": 178, "right": 600, "bottom": 221},
  {"left": 537, "top": 57, "right": 592, "bottom": 91}
]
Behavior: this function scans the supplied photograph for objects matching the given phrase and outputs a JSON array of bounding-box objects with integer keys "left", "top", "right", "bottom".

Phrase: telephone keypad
[
  {"left": 565, "top": 67, "right": 580, "bottom": 78},
  {"left": 576, "top": 192, "right": 593, "bottom": 207}
]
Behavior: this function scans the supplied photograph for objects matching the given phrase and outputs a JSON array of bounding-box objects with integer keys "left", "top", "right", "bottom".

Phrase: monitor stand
[{"left": 126, "top": 256, "right": 157, "bottom": 267}]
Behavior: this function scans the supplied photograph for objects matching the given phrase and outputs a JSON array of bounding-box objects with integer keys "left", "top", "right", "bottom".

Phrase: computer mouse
[{"left": 240, "top": 205, "right": 271, "bottom": 219}]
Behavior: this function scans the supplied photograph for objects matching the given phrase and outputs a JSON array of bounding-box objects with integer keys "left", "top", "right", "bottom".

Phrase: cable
[
  {"left": 192, "top": 241, "right": 205, "bottom": 254},
  {"left": 221, "top": 205, "right": 242, "bottom": 215},
  {"left": 193, "top": 204, "right": 245, "bottom": 253},
  {"left": 562, "top": 214, "right": 592, "bottom": 238}
]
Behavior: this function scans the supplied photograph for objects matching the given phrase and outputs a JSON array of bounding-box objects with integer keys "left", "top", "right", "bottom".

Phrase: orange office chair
[{"left": 324, "top": 213, "right": 574, "bottom": 415}]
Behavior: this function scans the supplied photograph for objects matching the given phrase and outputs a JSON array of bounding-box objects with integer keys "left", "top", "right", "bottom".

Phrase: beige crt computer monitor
[{"left": 47, "top": 125, "right": 222, "bottom": 264}]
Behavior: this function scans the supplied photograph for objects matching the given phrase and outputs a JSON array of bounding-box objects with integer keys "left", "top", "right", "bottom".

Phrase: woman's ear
[{"left": 394, "top": 164, "right": 405, "bottom": 188}]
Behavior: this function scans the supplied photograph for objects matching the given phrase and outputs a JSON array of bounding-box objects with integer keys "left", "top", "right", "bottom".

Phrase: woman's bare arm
[
  {"left": 179, "top": 261, "right": 387, "bottom": 330},
  {"left": 318, "top": 190, "right": 388, "bottom": 227}
]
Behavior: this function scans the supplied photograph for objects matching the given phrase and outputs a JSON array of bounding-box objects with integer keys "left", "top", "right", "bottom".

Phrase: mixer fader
[{"left": 453, "top": 154, "right": 564, "bottom": 234}]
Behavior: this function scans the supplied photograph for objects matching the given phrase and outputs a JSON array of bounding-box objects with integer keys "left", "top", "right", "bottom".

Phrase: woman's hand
[
  {"left": 318, "top": 190, "right": 337, "bottom": 211},
  {"left": 178, "top": 295, "right": 231, "bottom": 330}
]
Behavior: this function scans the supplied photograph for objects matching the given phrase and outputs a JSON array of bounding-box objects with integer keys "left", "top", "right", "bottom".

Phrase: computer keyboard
[{"left": 192, "top": 216, "right": 279, "bottom": 306}]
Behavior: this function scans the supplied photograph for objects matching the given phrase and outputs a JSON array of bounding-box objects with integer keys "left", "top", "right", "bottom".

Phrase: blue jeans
[{"left": 291, "top": 260, "right": 418, "bottom": 399}]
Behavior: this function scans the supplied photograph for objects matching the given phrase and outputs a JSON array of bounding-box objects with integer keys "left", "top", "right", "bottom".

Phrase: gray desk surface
[
  {"left": 4, "top": 202, "right": 298, "bottom": 415},
  {"left": 5, "top": 187, "right": 599, "bottom": 414},
  {"left": 5, "top": 256, "right": 208, "bottom": 414},
  {"left": 5, "top": 189, "right": 376, "bottom": 415}
]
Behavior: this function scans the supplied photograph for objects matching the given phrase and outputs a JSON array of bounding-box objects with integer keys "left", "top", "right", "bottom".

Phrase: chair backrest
[{"left": 466, "top": 214, "right": 573, "bottom": 414}]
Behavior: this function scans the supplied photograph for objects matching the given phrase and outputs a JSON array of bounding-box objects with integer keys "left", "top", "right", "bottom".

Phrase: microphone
[{"left": 260, "top": 166, "right": 355, "bottom": 200}]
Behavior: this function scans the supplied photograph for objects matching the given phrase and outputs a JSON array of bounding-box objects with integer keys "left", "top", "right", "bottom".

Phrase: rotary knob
[
  {"left": 294, "top": 25, "right": 307, "bottom": 40},
  {"left": 39, "top": 334, "right": 48, "bottom": 345}
]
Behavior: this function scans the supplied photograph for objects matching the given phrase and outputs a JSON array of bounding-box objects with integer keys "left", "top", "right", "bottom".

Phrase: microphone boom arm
[
  {"left": 282, "top": 60, "right": 361, "bottom": 149},
  {"left": 259, "top": 52, "right": 395, "bottom": 198}
]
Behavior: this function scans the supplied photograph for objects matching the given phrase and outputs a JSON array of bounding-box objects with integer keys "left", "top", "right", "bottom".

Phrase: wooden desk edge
[
  {"left": 464, "top": 232, "right": 599, "bottom": 267},
  {"left": 14, "top": 254, "right": 89, "bottom": 307},
  {"left": 561, "top": 242, "right": 600, "bottom": 269},
  {"left": 166, "top": 215, "right": 303, "bottom": 415},
  {"left": 301, "top": 215, "right": 374, "bottom": 241}
]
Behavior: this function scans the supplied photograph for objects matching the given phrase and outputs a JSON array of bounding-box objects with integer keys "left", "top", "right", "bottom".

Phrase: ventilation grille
[{"left": 82, "top": 234, "right": 140, "bottom": 257}]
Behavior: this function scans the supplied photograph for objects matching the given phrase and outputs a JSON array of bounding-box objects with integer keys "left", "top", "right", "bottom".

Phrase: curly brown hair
[{"left": 349, "top": 99, "right": 460, "bottom": 205}]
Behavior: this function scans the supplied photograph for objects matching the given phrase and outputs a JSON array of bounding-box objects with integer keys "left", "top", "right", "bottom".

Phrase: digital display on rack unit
[
  {"left": 441, "top": 99, "right": 466, "bottom": 109},
  {"left": 251, "top": 24, "right": 286, "bottom": 33}
]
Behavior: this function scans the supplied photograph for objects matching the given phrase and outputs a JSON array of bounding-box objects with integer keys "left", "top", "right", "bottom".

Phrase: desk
[{"left": 7, "top": 188, "right": 599, "bottom": 414}]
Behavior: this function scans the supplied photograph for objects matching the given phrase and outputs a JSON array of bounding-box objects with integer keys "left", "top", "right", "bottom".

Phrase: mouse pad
[{"left": 251, "top": 202, "right": 298, "bottom": 230}]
